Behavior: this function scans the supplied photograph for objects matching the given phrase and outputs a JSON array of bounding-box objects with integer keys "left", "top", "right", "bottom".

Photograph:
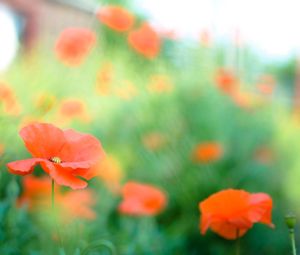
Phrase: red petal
[
  {"left": 248, "top": 193, "right": 273, "bottom": 226},
  {"left": 43, "top": 161, "right": 87, "bottom": 190},
  {"left": 58, "top": 129, "right": 104, "bottom": 163},
  {"left": 7, "top": 158, "right": 45, "bottom": 175},
  {"left": 20, "top": 123, "right": 65, "bottom": 159}
]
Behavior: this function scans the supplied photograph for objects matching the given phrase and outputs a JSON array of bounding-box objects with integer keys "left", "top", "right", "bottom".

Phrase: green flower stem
[
  {"left": 289, "top": 229, "right": 297, "bottom": 255},
  {"left": 52, "top": 179, "right": 55, "bottom": 209},
  {"left": 236, "top": 229, "right": 241, "bottom": 255}
]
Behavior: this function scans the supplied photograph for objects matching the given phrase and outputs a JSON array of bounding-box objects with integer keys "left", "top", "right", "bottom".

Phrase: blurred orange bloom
[
  {"left": 199, "top": 29, "right": 212, "bottom": 47},
  {"left": 97, "top": 5, "right": 135, "bottom": 32},
  {"left": 115, "top": 81, "right": 137, "bottom": 100},
  {"left": 230, "top": 91, "right": 254, "bottom": 109},
  {"left": 19, "top": 175, "right": 96, "bottom": 220},
  {"left": 7, "top": 123, "right": 105, "bottom": 189},
  {"left": 193, "top": 142, "right": 223, "bottom": 163},
  {"left": 215, "top": 69, "right": 238, "bottom": 95},
  {"left": 128, "top": 23, "right": 160, "bottom": 59},
  {"left": 142, "top": 132, "right": 166, "bottom": 151},
  {"left": 0, "top": 82, "right": 21, "bottom": 116},
  {"left": 90, "top": 155, "right": 123, "bottom": 193},
  {"left": 199, "top": 189, "right": 274, "bottom": 240},
  {"left": 148, "top": 75, "right": 173, "bottom": 94},
  {"left": 96, "top": 63, "right": 114, "bottom": 96},
  {"left": 119, "top": 182, "right": 167, "bottom": 216},
  {"left": 257, "top": 75, "right": 275, "bottom": 95},
  {"left": 58, "top": 98, "right": 90, "bottom": 123},
  {"left": 55, "top": 28, "right": 96, "bottom": 66}
]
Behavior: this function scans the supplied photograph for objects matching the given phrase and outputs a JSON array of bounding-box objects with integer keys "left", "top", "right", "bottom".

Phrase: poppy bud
[{"left": 285, "top": 214, "right": 297, "bottom": 230}]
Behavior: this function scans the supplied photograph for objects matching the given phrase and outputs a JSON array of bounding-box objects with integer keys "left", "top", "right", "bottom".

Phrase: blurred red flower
[
  {"left": 96, "top": 63, "right": 114, "bottom": 96},
  {"left": 193, "top": 142, "right": 223, "bottom": 163},
  {"left": 97, "top": 5, "right": 135, "bottom": 32},
  {"left": 119, "top": 182, "right": 167, "bottom": 216},
  {"left": 0, "top": 82, "right": 21, "bottom": 116},
  {"left": 19, "top": 175, "right": 96, "bottom": 220},
  {"left": 199, "top": 189, "right": 274, "bottom": 240},
  {"left": 58, "top": 98, "right": 90, "bottom": 124},
  {"left": 215, "top": 69, "right": 238, "bottom": 95},
  {"left": 55, "top": 28, "right": 96, "bottom": 66},
  {"left": 128, "top": 23, "right": 160, "bottom": 59},
  {"left": 7, "top": 123, "right": 104, "bottom": 189}
]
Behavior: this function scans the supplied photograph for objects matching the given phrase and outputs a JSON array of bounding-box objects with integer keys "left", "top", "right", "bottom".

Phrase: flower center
[{"left": 50, "top": 156, "right": 62, "bottom": 164}]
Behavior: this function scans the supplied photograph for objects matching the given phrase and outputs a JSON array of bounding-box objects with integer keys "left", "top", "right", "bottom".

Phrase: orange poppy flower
[
  {"left": 7, "top": 123, "right": 105, "bottom": 189},
  {"left": 55, "top": 28, "right": 96, "bottom": 66},
  {"left": 119, "top": 182, "right": 167, "bottom": 216},
  {"left": 230, "top": 91, "right": 254, "bottom": 109},
  {"left": 148, "top": 75, "right": 173, "bottom": 94},
  {"left": 128, "top": 23, "right": 160, "bottom": 59},
  {"left": 193, "top": 142, "right": 223, "bottom": 163},
  {"left": 97, "top": 5, "right": 135, "bottom": 32},
  {"left": 199, "top": 189, "right": 274, "bottom": 240},
  {"left": 19, "top": 175, "right": 96, "bottom": 220},
  {"left": 215, "top": 69, "right": 238, "bottom": 95}
]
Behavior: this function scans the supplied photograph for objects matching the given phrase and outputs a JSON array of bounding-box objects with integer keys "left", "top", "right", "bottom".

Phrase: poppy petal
[
  {"left": 248, "top": 193, "right": 274, "bottom": 226},
  {"left": 43, "top": 162, "right": 87, "bottom": 190},
  {"left": 7, "top": 158, "right": 45, "bottom": 175},
  {"left": 210, "top": 221, "right": 248, "bottom": 240},
  {"left": 58, "top": 129, "right": 105, "bottom": 163},
  {"left": 20, "top": 123, "right": 66, "bottom": 158}
]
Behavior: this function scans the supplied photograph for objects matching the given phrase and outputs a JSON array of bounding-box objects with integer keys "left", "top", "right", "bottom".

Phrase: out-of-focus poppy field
[{"left": 0, "top": 0, "right": 300, "bottom": 254}]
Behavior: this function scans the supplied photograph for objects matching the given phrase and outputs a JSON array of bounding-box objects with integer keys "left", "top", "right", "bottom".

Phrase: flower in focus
[
  {"left": 18, "top": 175, "right": 96, "bottom": 220},
  {"left": 119, "top": 181, "right": 167, "bottom": 216},
  {"left": 128, "top": 23, "right": 160, "bottom": 59},
  {"left": 7, "top": 123, "right": 105, "bottom": 189},
  {"left": 97, "top": 5, "right": 135, "bottom": 32},
  {"left": 55, "top": 28, "right": 96, "bottom": 66},
  {"left": 215, "top": 69, "right": 238, "bottom": 95},
  {"left": 193, "top": 142, "right": 223, "bottom": 163},
  {"left": 199, "top": 189, "right": 274, "bottom": 240},
  {"left": 148, "top": 75, "right": 173, "bottom": 94}
]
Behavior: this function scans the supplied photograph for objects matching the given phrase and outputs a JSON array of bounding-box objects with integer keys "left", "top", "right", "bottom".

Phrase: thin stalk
[
  {"left": 236, "top": 229, "right": 241, "bottom": 255},
  {"left": 289, "top": 229, "right": 297, "bottom": 255},
  {"left": 52, "top": 179, "right": 55, "bottom": 209}
]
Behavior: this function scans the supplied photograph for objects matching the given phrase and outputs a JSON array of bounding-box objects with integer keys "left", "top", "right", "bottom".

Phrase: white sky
[
  {"left": 0, "top": 4, "right": 18, "bottom": 72},
  {"left": 140, "top": 0, "right": 300, "bottom": 59}
]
